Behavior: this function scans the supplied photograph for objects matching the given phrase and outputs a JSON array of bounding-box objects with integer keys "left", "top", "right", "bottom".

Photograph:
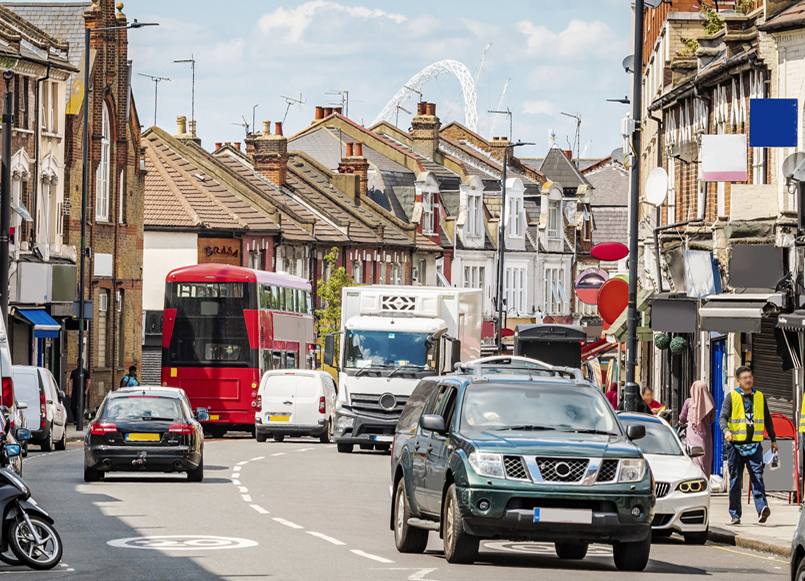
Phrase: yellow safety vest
[
  {"left": 726, "top": 390, "right": 765, "bottom": 443},
  {"left": 799, "top": 397, "right": 805, "bottom": 433}
]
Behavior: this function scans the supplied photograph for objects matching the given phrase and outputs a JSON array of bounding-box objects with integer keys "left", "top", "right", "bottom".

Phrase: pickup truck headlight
[
  {"left": 677, "top": 478, "right": 707, "bottom": 493},
  {"left": 618, "top": 459, "right": 647, "bottom": 483},
  {"left": 468, "top": 452, "right": 505, "bottom": 479},
  {"left": 335, "top": 415, "right": 354, "bottom": 431}
]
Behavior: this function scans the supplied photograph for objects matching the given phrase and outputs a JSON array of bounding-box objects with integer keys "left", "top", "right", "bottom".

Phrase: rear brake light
[
  {"left": 169, "top": 424, "right": 194, "bottom": 435},
  {"left": 40, "top": 393, "right": 46, "bottom": 418},
  {"left": 90, "top": 423, "right": 117, "bottom": 435},
  {"left": 319, "top": 396, "right": 326, "bottom": 414},
  {"left": 1, "top": 377, "right": 12, "bottom": 410},
  {"left": 256, "top": 395, "right": 262, "bottom": 412}
]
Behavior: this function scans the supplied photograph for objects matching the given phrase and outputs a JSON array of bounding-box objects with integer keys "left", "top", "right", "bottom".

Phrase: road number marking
[
  {"left": 108, "top": 535, "right": 257, "bottom": 551},
  {"left": 306, "top": 531, "right": 345, "bottom": 545},
  {"left": 351, "top": 550, "right": 393, "bottom": 563}
]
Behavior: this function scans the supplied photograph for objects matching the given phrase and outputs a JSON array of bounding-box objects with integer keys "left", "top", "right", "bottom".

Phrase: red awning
[{"left": 581, "top": 339, "right": 619, "bottom": 362}]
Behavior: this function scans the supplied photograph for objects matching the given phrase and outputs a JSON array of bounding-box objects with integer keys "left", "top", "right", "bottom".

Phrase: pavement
[
  {"left": 65, "top": 424, "right": 84, "bottom": 442},
  {"left": 708, "top": 493, "right": 799, "bottom": 558},
  {"left": 6, "top": 436, "right": 793, "bottom": 580}
]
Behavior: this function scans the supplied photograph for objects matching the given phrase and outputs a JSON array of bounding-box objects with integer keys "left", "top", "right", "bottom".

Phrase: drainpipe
[{"left": 33, "top": 64, "right": 51, "bottom": 253}]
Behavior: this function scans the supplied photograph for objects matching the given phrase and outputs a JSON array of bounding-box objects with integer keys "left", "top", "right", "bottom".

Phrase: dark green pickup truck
[{"left": 389, "top": 370, "right": 654, "bottom": 571}]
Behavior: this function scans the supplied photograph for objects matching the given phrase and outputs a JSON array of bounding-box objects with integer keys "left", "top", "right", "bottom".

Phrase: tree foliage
[{"left": 315, "top": 247, "right": 352, "bottom": 338}]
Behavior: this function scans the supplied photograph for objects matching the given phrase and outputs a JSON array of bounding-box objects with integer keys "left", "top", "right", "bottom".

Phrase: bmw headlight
[
  {"left": 468, "top": 452, "right": 505, "bottom": 479},
  {"left": 677, "top": 478, "right": 707, "bottom": 493},
  {"left": 335, "top": 415, "right": 355, "bottom": 431},
  {"left": 619, "top": 459, "right": 647, "bottom": 483}
]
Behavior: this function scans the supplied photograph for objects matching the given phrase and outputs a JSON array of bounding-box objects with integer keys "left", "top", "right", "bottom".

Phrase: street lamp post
[
  {"left": 0, "top": 70, "right": 11, "bottom": 332},
  {"left": 497, "top": 142, "right": 534, "bottom": 355},
  {"left": 76, "top": 19, "right": 157, "bottom": 431},
  {"left": 624, "top": 0, "right": 646, "bottom": 412}
]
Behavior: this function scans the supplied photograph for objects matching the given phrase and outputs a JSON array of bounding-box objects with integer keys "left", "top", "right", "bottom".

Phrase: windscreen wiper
[
  {"left": 387, "top": 366, "right": 418, "bottom": 379},
  {"left": 563, "top": 428, "right": 617, "bottom": 436},
  {"left": 498, "top": 425, "right": 556, "bottom": 431}
]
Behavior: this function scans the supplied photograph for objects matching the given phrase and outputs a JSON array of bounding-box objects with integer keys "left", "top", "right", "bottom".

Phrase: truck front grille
[
  {"left": 350, "top": 393, "right": 408, "bottom": 420},
  {"left": 536, "top": 458, "right": 589, "bottom": 483},
  {"left": 596, "top": 459, "right": 620, "bottom": 482}
]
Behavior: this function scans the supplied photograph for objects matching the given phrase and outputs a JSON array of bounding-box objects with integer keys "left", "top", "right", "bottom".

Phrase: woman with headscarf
[{"left": 679, "top": 380, "right": 716, "bottom": 478}]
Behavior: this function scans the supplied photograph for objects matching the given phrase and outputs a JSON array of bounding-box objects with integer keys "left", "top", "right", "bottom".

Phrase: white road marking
[
  {"left": 273, "top": 517, "right": 303, "bottom": 530},
  {"left": 296, "top": 448, "right": 314, "bottom": 452},
  {"left": 306, "top": 531, "right": 345, "bottom": 545},
  {"left": 409, "top": 569, "right": 439, "bottom": 580},
  {"left": 250, "top": 505, "right": 269, "bottom": 514},
  {"left": 351, "top": 550, "right": 394, "bottom": 563},
  {"left": 272, "top": 453, "right": 285, "bottom": 457},
  {"left": 231, "top": 479, "right": 241, "bottom": 485},
  {"left": 241, "top": 494, "right": 252, "bottom": 502},
  {"left": 237, "top": 461, "right": 248, "bottom": 466},
  {"left": 231, "top": 474, "right": 239, "bottom": 479},
  {"left": 238, "top": 486, "right": 248, "bottom": 493},
  {"left": 233, "top": 466, "right": 242, "bottom": 471},
  {"left": 250, "top": 456, "right": 265, "bottom": 461}
]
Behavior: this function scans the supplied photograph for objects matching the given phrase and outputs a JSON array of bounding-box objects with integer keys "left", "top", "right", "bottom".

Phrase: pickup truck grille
[
  {"left": 536, "top": 458, "right": 589, "bottom": 483},
  {"left": 503, "top": 456, "right": 529, "bottom": 480},
  {"left": 596, "top": 459, "right": 620, "bottom": 483},
  {"left": 350, "top": 393, "right": 408, "bottom": 420}
]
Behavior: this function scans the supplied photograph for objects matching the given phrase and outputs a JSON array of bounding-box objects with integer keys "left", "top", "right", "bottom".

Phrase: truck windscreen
[{"left": 345, "top": 330, "right": 434, "bottom": 369}]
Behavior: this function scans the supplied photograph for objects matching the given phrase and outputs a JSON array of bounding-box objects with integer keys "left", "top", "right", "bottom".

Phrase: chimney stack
[
  {"left": 337, "top": 140, "right": 369, "bottom": 198},
  {"left": 324, "top": 107, "right": 333, "bottom": 117},
  {"left": 334, "top": 106, "right": 342, "bottom": 115},
  {"left": 250, "top": 120, "right": 288, "bottom": 187},
  {"left": 488, "top": 135, "right": 511, "bottom": 163},
  {"left": 355, "top": 142, "right": 363, "bottom": 156},
  {"left": 188, "top": 119, "right": 197, "bottom": 137},
  {"left": 411, "top": 101, "right": 440, "bottom": 160},
  {"left": 564, "top": 150, "right": 573, "bottom": 160}
]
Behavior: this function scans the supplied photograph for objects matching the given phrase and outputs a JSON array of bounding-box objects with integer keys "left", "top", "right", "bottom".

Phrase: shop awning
[
  {"left": 581, "top": 338, "right": 619, "bottom": 362},
  {"left": 778, "top": 310, "right": 805, "bottom": 331},
  {"left": 699, "top": 293, "right": 783, "bottom": 334},
  {"left": 17, "top": 309, "right": 60, "bottom": 338},
  {"left": 604, "top": 290, "right": 654, "bottom": 342}
]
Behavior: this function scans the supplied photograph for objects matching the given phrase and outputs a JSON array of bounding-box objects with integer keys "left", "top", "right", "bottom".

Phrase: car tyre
[
  {"left": 187, "top": 458, "right": 204, "bottom": 482},
  {"left": 320, "top": 422, "right": 331, "bottom": 444},
  {"left": 652, "top": 529, "right": 673, "bottom": 538},
  {"left": 555, "top": 541, "right": 588, "bottom": 559},
  {"left": 55, "top": 429, "right": 66, "bottom": 451},
  {"left": 613, "top": 531, "right": 651, "bottom": 572},
  {"left": 393, "top": 479, "right": 428, "bottom": 553},
  {"left": 683, "top": 530, "right": 708, "bottom": 545},
  {"left": 443, "top": 484, "right": 479, "bottom": 564},
  {"left": 336, "top": 443, "right": 353, "bottom": 453},
  {"left": 255, "top": 432, "right": 267, "bottom": 443},
  {"left": 796, "top": 555, "right": 805, "bottom": 581},
  {"left": 83, "top": 464, "right": 103, "bottom": 482},
  {"left": 41, "top": 436, "right": 52, "bottom": 452},
  {"left": 273, "top": 435, "right": 285, "bottom": 442}
]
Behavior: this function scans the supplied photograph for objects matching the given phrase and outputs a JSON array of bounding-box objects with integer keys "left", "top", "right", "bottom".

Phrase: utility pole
[
  {"left": 173, "top": 55, "right": 195, "bottom": 124},
  {"left": 138, "top": 73, "right": 172, "bottom": 127},
  {"left": 0, "top": 70, "right": 12, "bottom": 332},
  {"left": 624, "top": 0, "right": 645, "bottom": 412}
]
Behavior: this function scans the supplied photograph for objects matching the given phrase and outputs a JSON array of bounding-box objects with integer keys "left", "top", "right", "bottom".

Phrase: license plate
[
  {"left": 126, "top": 433, "right": 160, "bottom": 442},
  {"left": 373, "top": 435, "right": 393, "bottom": 443},
  {"left": 269, "top": 416, "right": 290, "bottom": 422},
  {"left": 208, "top": 415, "right": 219, "bottom": 421},
  {"left": 533, "top": 508, "right": 592, "bottom": 524}
]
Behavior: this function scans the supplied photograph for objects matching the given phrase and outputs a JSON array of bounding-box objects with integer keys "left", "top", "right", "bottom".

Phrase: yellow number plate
[
  {"left": 126, "top": 433, "right": 160, "bottom": 442},
  {"left": 269, "top": 416, "right": 290, "bottom": 422},
  {"left": 209, "top": 415, "right": 220, "bottom": 420}
]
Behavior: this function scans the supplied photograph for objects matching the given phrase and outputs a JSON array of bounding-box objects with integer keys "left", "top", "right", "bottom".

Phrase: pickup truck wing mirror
[
  {"left": 420, "top": 414, "right": 447, "bottom": 435},
  {"left": 626, "top": 424, "right": 646, "bottom": 440}
]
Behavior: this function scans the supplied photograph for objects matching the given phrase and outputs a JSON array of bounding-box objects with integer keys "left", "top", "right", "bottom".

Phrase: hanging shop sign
[{"left": 575, "top": 268, "right": 608, "bottom": 306}]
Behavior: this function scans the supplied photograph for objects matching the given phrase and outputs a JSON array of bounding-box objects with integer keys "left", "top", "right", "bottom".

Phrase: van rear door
[
  {"left": 261, "top": 374, "right": 297, "bottom": 425},
  {"left": 12, "top": 367, "right": 40, "bottom": 430},
  {"left": 293, "top": 375, "right": 321, "bottom": 427}
]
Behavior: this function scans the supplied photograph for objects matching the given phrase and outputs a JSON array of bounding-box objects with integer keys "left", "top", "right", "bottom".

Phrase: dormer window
[
  {"left": 510, "top": 197, "right": 523, "bottom": 237},
  {"left": 467, "top": 192, "right": 482, "bottom": 236},
  {"left": 548, "top": 200, "right": 560, "bottom": 239}
]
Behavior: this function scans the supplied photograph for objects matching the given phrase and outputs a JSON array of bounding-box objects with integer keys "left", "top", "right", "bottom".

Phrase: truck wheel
[
  {"left": 337, "top": 443, "right": 353, "bottom": 453},
  {"left": 273, "top": 435, "right": 285, "bottom": 442},
  {"left": 394, "top": 480, "right": 428, "bottom": 553},
  {"left": 684, "top": 530, "right": 708, "bottom": 545},
  {"left": 613, "top": 531, "right": 651, "bottom": 571},
  {"left": 555, "top": 541, "right": 588, "bottom": 559},
  {"left": 443, "top": 484, "right": 479, "bottom": 564},
  {"left": 255, "top": 432, "right": 267, "bottom": 443}
]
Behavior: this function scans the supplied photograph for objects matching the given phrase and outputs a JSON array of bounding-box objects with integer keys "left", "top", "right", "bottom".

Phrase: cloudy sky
[{"left": 84, "top": 0, "right": 632, "bottom": 158}]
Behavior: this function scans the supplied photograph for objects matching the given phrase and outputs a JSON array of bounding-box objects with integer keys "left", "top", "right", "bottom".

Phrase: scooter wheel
[
  {"left": 8, "top": 515, "right": 62, "bottom": 570},
  {"left": 0, "top": 547, "right": 21, "bottom": 566}
]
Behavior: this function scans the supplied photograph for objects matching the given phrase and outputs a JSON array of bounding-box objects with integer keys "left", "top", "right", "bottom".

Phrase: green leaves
[{"left": 315, "top": 247, "right": 352, "bottom": 338}]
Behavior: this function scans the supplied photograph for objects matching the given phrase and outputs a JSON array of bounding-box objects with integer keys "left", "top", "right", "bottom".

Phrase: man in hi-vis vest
[{"left": 719, "top": 366, "right": 777, "bottom": 525}]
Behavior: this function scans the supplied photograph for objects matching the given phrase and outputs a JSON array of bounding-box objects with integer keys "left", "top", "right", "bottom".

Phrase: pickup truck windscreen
[{"left": 345, "top": 330, "right": 435, "bottom": 370}]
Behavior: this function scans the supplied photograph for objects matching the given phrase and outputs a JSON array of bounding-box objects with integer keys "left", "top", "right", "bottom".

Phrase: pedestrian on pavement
[
  {"left": 69, "top": 367, "right": 91, "bottom": 425},
  {"left": 719, "top": 365, "right": 777, "bottom": 525},
  {"left": 641, "top": 386, "right": 666, "bottom": 415},
  {"left": 605, "top": 382, "right": 618, "bottom": 409},
  {"left": 120, "top": 365, "right": 139, "bottom": 388},
  {"left": 679, "top": 380, "right": 716, "bottom": 478},
  {"left": 617, "top": 386, "right": 653, "bottom": 414}
]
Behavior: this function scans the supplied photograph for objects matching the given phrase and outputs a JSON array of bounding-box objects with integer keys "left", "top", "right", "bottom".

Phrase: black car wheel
[
  {"left": 55, "top": 430, "right": 66, "bottom": 451},
  {"left": 40, "top": 436, "right": 52, "bottom": 452},
  {"left": 443, "top": 484, "right": 479, "bottom": 564},
  {"left": 796, "top": 555, "right": 805, "bottom": 581},
  {"left": 273, "top": 435, "right": 285, "bottom": 443},
  {"left": 83, "top": 464, "right": 103, "bottom": 482},
  {"left": 255, "top": 432, "right": 267, "bottom": 443},
  {"left": 683, "top": 530, "right": 708, "bottom": 545},
  {"left": 320, "top": 421, "right": 331, "bottom": 444},
  {"left": 393, "top": 479, "right": 428, "bottom": 553},
  {"left": 555, "top": 541, "right": 588, "bottom": 559},
  {"left": 336, "top": 443, "right": 353, "bottom": 453},
  {"left": 187, "top": 457, "right": 204, "bottom": 482},
  {"left": 613, "top": 531, "right": 651, "bottom": 572}
]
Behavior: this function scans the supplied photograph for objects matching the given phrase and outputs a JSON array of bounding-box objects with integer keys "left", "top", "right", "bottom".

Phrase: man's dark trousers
[{"left": 726, "top": 442, "right": 767, "bottom": 519}]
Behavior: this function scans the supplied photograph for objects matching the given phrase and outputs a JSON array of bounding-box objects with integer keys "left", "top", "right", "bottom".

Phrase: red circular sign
[
  {"left": 591, "top": 242, "right": 629, "bottom": 262},
  {"left": 575, "top": 268, "right": 608, "bottom": 306},
  {"left": 597, "top": 278, "right": 628, "bottom": 324}
]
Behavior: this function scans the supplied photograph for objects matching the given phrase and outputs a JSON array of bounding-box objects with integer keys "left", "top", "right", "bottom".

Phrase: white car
[
  {"left": 619, "top": 412, "right": 710, "bottom": 544},
  {"left": 255, "top": 370, "right": 336, "bottom": 443},
  {"left": 12, "top": 366, "right": 68, "bottom": 451}
]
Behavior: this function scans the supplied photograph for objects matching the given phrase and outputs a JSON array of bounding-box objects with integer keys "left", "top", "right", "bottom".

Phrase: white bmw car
[{"left": 619, "top": 412, "right": 710, "bottom": 544}]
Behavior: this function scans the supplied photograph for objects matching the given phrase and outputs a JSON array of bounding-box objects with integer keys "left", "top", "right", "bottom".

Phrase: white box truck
[{"left": 324, "top": 286, "right": 482, "bottom": 453}]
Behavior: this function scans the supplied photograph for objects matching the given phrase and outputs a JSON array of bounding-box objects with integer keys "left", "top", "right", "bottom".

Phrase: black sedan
[{"left": 84, "top": 386, "right": 209, "bottom": 482}]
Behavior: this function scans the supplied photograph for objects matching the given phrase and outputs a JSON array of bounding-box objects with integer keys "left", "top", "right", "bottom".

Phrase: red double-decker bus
[{"left": 161, "top": 264, "right": 315, "bottom": 437}]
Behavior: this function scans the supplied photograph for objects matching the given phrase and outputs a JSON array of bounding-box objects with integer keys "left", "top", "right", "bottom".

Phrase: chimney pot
[
  {"left": 176, "top": 115, "right": 187, "bottom": 136},
  {"left": 324, "top": 107, "right": 333, "bottom": 117},
  {"left": 417, "top": 102, "right": 427, "bottom": 115},
  {"left": 234, "top": 142, "right": 241, "bottom": 151},
  {"left": 262, "top": 120, "right": 271, "bottom": 135},
  {"left": 345, "top": 142, "right": 354, "bottom": 157},
  {"left": 355, "top": 142, "right": 363, "bottom": 157},
  {"left": 564, "top": 150, "right": 573, "bottom": 160},
  {"left": 425, "top": 102, "right": 436, "bottom": 116},
  {"left": 334, "top": 107, "right": 342, "bottom": 115},
  {"left": 315, "top": 106, "right": 324, "bottom": 120},
  {"left": 225, "top": 142, "right": 231, "bottom": 146},
  {"left": 215, "top": 142, "right": 222, "bottom": 150},
  {"left": 275, "top": 121, "right": 283, "bottom": 136}
]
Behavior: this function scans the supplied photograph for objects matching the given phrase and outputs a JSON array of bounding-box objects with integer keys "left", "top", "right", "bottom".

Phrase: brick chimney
[
  {"left": 489, "top": 136, "right": 510, "bottom": 163},
  {"left": 411, "top": 101, "right": 440, "bottom": 159},
  {"left": 337, "top": 141, "right": 369, "bottom": 200},
  {"left": 249, "top": 120, "right": 288, "bottom": 187}
]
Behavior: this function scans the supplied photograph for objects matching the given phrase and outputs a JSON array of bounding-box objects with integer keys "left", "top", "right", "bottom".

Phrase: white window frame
[
  {"left": 118, "top": 169, "right": 125, "bottom": 224},
  {"left": 504, "top": 265, "right": 527, "bottom": 315},
  {"left": 95, "top": 103, "right": 111, "bottom": 222},
  {"left": 510, "top": 196, "right": 523, "bottom": 237},
  {"left": 50, "top": 82, "right": 57, "bottom": 133},
  {"left": 548, "top": 200, "right": 560, "bottom": 239},
  {"left": 38, "top": 180, "right": 50, "bottom": 246},
  {"left": 352, "top": 260, "right": 362, "bottom": 284},
  {"left": 667, "top": 157, "right": 676, "bottom": 224},
  {"left": 422, "top": 192, "right": 434, "bottom": 235},
  {"left": 467, "top": 192, "right": 482, "bottom": 237},
  {"left": 543, "top": 266, "right": 562, "bottom": 315}
]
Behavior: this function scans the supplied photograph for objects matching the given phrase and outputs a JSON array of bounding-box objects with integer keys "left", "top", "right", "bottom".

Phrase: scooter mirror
[
  {"left": 5, "top": 444, "right": 20, "bottom": 457},
  {"left": 14, "top": 428, "right": 31, "bottom": 442}
]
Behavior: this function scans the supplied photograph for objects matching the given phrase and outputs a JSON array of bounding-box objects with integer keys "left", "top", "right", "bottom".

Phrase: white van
[
  {"left": 255, "top": 370, "right": 336, "bottom": 443},
  {"left": 12, "top": 366, "right": 67, "bottom": 451}
]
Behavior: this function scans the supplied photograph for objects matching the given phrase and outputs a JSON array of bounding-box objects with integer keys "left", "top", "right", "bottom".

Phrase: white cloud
[
  {"left": 258, "top": 1, "right": 406, "bottom": 43},
  {"left": 199, "top": 38, "right": 246, "bottom": 64},
  {"left": 518, "top": 18, "right": 621, "bottom": 60},
  {"left": 523, "top": 100, "right": 559, "bottom": 117}
]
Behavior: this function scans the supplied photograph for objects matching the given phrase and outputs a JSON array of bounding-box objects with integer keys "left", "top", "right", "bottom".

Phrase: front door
[
  {"left": 424, "top": 386, "right": 458, "bottom": 513},
  {"left": 412, "top": 384, "right": 449, "bottom": 515}
]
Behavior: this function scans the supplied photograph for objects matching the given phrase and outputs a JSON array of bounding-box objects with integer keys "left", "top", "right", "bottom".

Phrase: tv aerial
[
  {"left": 281, "top": 93, "right": 305, "bottom": 125},
  {"left": 231, "top": 116, "right": 250, "bottom": 136}
]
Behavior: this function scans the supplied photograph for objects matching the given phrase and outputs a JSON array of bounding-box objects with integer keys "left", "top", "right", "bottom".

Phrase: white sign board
[
  {"left": 93, "top": 252, "right": 113, "bottom": 277},
  {"left": 701, "top": 134, "right": 747, "bottom": 182}
]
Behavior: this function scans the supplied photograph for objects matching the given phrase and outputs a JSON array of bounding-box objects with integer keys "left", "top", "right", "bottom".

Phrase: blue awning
[{"left": 17, "top": 309, "right": 60, "bottom": 338}]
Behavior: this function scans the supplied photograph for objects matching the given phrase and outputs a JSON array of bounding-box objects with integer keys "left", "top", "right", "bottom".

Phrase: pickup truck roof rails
[{"left": 454, "top": 356, "right": 585, "bottom": 382}]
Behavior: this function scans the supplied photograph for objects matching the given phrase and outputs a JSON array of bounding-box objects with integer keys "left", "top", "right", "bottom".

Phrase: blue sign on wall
[{"left": 750, "top": 98, "right": 798, "bottom": 147}]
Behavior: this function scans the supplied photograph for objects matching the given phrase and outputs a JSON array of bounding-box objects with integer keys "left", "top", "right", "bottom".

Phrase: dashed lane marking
[
  {"left": 233, "top": 466, "right": 242, "bottom": 471},
  {"left": 230, "top": 474, "right": 239, "bottom": 479},
  {"left": 238, "top": 486, "right": 248, "bottom": 493},
  {"left": 249, "top": 456, "right": 264, "bottom": 461},
  {"left": 272, "top": 453, "right": 285, "bottom": 457},
  {"left": 272, "top": 518, "right": 303, "bottom": 530},
  {"left": 231, "top": 479, "right": 241, "bottom": 485},
  {"left": 296, "top": 448, "right": 314, "bottom": 452},
  {"left": 306, "top": 531, "right": 345, "bottom": 545},
  {"left": 250, "top": 505, "right": 269, "bottom": 514},
  {"left": 236, "top": 461, "right": 248, "bottom": 466},
  {"left": 241, "top": 494, "right": 252, "bottom": 502},
  {"left": 351, "top": 550, "right": 394, "bottom": 564}
]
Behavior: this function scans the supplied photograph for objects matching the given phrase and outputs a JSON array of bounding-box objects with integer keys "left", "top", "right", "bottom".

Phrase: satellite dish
[
  {"left": 622, "top": 55, "right": 634, "bottom": 74},
  {"left": 611, "top": 147, "right": 625, "bottom": 165},
  {"left": 645, "top": 167, "right": 668, "bottom": 206},
  {"left": 782, "top": 151, "right": 805, "bottom": 179},
  {"left": 645, "top": 0, "right": 665, "bottom": 8}
]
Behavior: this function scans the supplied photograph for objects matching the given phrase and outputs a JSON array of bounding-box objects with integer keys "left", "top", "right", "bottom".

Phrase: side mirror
[
  {"left": 5, "top": 444, "right": 20, "bottom": 457},
  {"left": 324, "top": 334, "right": 335, "bottom": 368},
  {"left": 14, "top": 428, "right": 30, "bottom": 442},
  {"left": 85, "top": 411, "right": 96, "bottom": 421},
  {"left": 16, "top": 402, "right": 27, "bottom": 410},
  {"left": 196, "top": 408, "right": 210, "bottom": 422},
  {"left": 689, "top": 445, "right": 705, "bottom": 458},
  {"left": 420, "top": 414, "right": 447, "bottom": 435},
  {"left": 58, "top": 390, "right": 66, "bottom": 402},
  {"left": 626, "top": 424, "right": 646, "bottom": 440},
  {"left": 449, "top": 339, "right": 462, "bottom": 369}
]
